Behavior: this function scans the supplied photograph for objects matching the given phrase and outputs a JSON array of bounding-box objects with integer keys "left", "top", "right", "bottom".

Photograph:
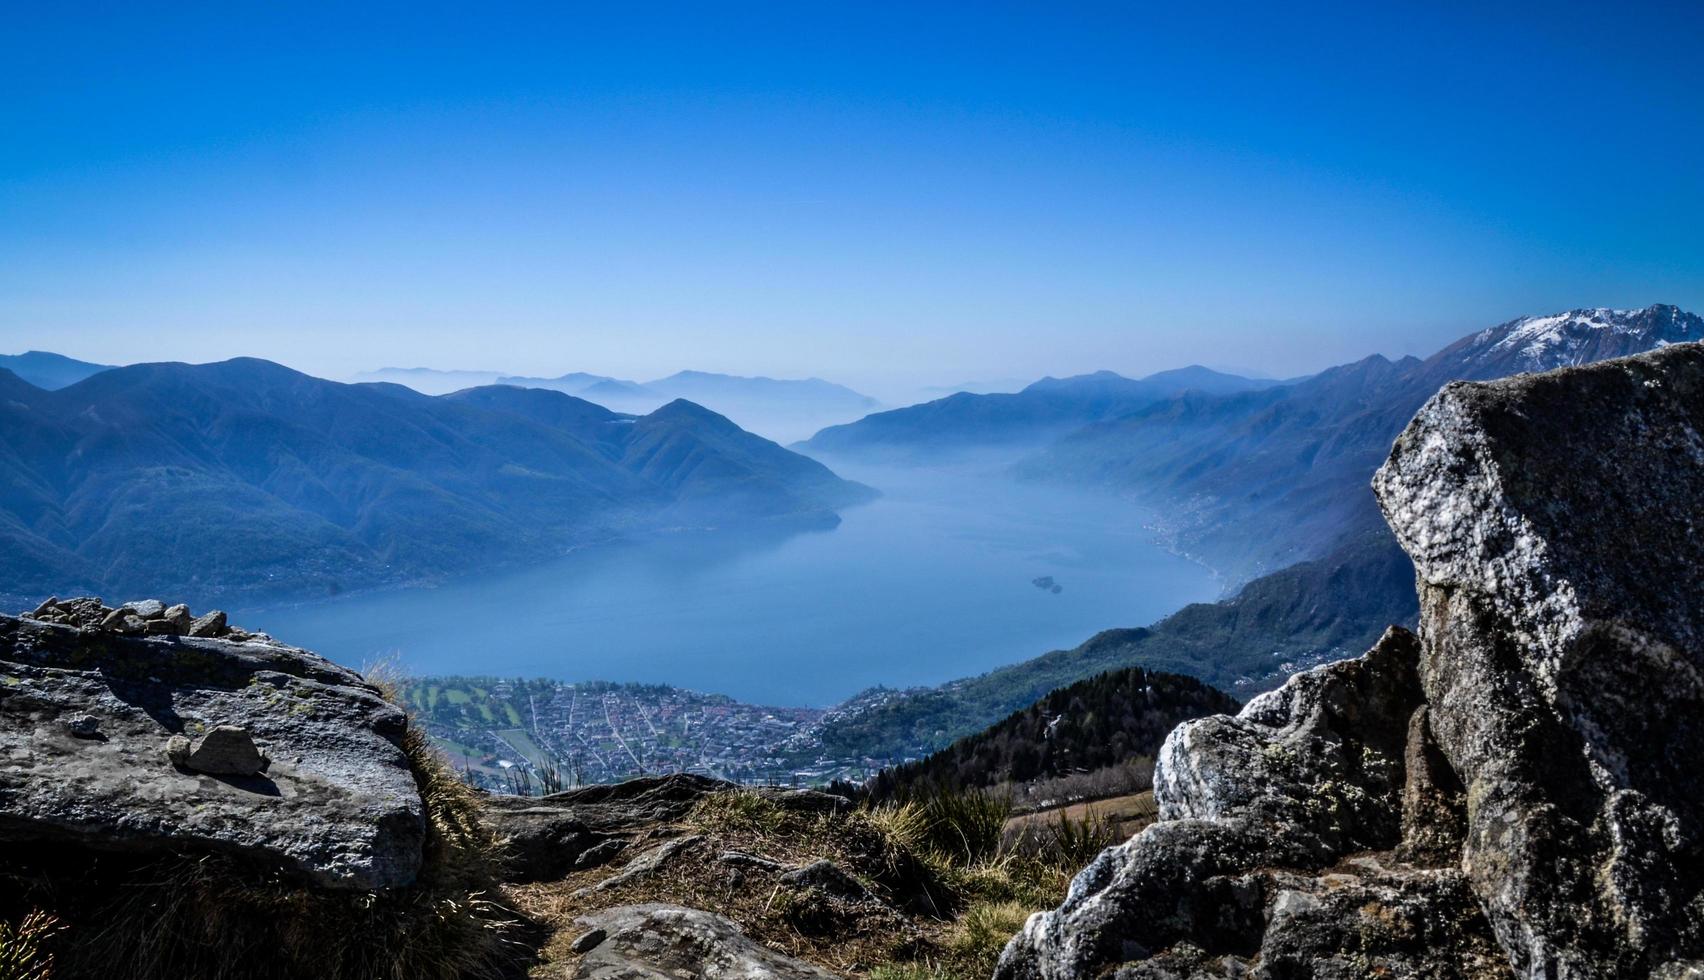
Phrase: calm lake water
[{"left": 235, "top": 461, "right": 1219, "bottom": 707}]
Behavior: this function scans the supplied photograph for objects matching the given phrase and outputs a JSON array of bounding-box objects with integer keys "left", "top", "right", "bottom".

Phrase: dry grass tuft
[{"left": 0, "top": 911, "right": 62, "bottom": 980}]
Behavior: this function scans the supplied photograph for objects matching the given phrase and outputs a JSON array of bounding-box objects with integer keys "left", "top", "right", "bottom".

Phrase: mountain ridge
[
  {"left": 0, "top": 350, "right": 113, "bottom": 390},
  {"left": 0, "top": 359, "right": 871, "bottom": 605},
  {"left": 800, "top": 365, "right": 1274, "bottom": 456},
  {"left": 1014, "top": 303, "right": 1701, "bottom": 579}
]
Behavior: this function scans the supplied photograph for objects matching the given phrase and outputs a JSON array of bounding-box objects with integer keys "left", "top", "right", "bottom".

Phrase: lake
[{"left": 234, "top": 460, "right": 1220, "bottom": 707}]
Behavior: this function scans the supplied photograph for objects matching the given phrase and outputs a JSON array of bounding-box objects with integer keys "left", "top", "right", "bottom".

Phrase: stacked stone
[{"left": 22, "top": 595, "right": 269, "bottom": 642}]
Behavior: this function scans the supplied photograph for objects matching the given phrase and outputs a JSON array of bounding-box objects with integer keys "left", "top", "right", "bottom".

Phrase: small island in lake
[{"left": 1032, "top": 575, "right": 1063, "bottom": 594}]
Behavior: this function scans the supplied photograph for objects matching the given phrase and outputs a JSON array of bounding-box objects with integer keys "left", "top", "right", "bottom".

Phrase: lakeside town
[{"left": 398, "top": 676, "right": 910, "bottom": 791}]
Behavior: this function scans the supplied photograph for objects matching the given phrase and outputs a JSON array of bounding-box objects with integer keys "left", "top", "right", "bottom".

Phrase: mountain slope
[
  {"left": 0, "top": 361, "right": 870, "bottom": 604},
  {"left": 0, "top": 351, "right": 113, "bottom": 390},
  {"left": 1018, "top": 305, "right": 1701, "bottom": 578},
  {"left": 801, "top": 366, "right": 1272, "bottom": 456},
  {"left": 801, "top": 529, "right": 1414, "bottom": 764},
  {"left": 352, "top": 366, "right": 507, "bottom": 394},
  {"left": 866, "top": 664, "right": 1240, "bottom": 799},
  {"left": 493, "top": 370, "right": 881, "bottom": 444}
]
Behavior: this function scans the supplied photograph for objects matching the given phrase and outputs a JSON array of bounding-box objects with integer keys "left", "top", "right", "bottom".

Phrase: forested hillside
[{"left": 867, "top": 664, "right": 1238, "bottom": 799}]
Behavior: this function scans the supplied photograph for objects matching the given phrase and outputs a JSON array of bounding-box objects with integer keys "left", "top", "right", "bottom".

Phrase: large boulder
[
  {"left": 1000, "top": 342, "right": 1704, "bottom": 978},
  {"left": 0, "top": 608, "right": 425, "bottom": 889},
  {"left": 997, "top": 629, "right": 1498, "bottom": 977},
  {"left": 568, "top": 903, "right": 842, "bottom": 979},
  {"left": 1373, "top": 342, "right": 1704, "bottom": 977}
]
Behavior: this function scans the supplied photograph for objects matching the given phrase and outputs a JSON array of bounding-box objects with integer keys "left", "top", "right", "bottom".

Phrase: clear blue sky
[{"left": 3, "top": 2, "right": 1700, "bottom": 393}]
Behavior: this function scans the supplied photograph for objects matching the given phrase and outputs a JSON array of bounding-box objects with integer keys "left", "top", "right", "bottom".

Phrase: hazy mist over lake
[{"left": 235, "top": 459, "right": 1218, "bottom": 706}]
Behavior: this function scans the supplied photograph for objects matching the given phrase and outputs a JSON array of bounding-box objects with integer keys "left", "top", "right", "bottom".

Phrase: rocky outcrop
[
  {"left": 0, "top": 603, "right": 425, "bottom": 889},
  {"left": 999, "top": 343, "right": 1704, "bottom": 977},
  {"left": 23, "top": 595, "right": 269, "bottom": 642},
  {"left": 1373, "top": 342, "right": 1704, "bottom": 977},
  {"left": 998, "top": 629, "right": 1500, "bottom": 977},
  {"left": 568, "top": 904, "right": 842, "bottom": 979},
  {"left": 482, "top": 773, "right": 849, "bottom": 883}
]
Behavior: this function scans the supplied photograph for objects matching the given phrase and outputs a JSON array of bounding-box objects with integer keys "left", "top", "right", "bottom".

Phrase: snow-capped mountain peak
[{"left": 1450, "top": 304, "right": 1698, "bottom": 375}]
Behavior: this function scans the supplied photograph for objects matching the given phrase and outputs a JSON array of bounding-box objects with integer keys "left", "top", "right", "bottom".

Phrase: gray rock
[
  {"left": 780, "top": 859, "right": 882, "bottom": 905},
  {"left": 162, "top": 603, "right": 193, "bottom": 631},
  {"left": 575, "top": 838, "right": 629, "bottom": 870},
  {"left": 30, "top": 597, "right": 59, "bottom": 618},
  {"left": 1155, "top": 627, "right": 1420, "bottom": 857},
  {"left": 165, "top": 734, "right": 191, "bottom": 766},
  {"left": 185, "top": 724, "right": 265, "bottom": 776},
  {"left": 121, "top": 599, "right": 165, "bottom": 619},
  {"left": 568, "top": 903, "right": 841, "bottom": 979},
  {"left": 755, "top": 788, "right": 853, "bottom": 815},
  {"left": 719, "top": 850, "right": 790, "bottom": 873},
  {"left": 65, "top": 714, "right": 100, "bottom": 739},
  {"left": 999, "top": 629, "right": 1437, "bottom": 978},
  {"left": 481, "top": 800, "right": 598, "bottom": 882},
  {"left": 1253, "top": 864, "right": 1507, "bottom": 980},
  {"left": 0, "top": 613, "right": 425, "bottom": 889},
  {"left": 574, "top": 835, "right": 703, "bottom": 897},
  {"left": 571, "top": 927, "right": 608, "bottom": 953},
  {"left": 1372, "top": 342, "right": 1704, "bottom": 977},
  {"left": 1397, "top": 706, "right": 1466, "bottom": 867},
  {"left": 187, "top": 610, "right": 228, "bottom": 637}
]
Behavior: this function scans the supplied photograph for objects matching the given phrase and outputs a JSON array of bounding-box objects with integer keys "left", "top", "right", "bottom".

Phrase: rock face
[
  {"left": 999, "top": 343, "right": 1704, "bottom": 978},
  {"left": 0, "top": 606, "right": 426, "bottom": 889},
  {"left": 998, "top": 629, "right": 1501, "bottom": 978},
  {"left": 568, "top": 903, "right": 842, "bottom": 979},
  {"left": 1373, "top": 342, "right": 1704, "bottom": 977}
]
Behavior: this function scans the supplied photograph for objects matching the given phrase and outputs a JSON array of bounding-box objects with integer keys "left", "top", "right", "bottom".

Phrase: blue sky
[{"left": 2, "top": 2, "right": 1700, "bottom": 393}]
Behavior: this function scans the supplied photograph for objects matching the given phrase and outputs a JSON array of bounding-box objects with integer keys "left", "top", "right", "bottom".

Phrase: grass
[
  {"left": 0, "top": 911, "right": 61, "bottom": 980},
  {"left": 512, "top": 783, "right": 1104, "bottom": 979}
]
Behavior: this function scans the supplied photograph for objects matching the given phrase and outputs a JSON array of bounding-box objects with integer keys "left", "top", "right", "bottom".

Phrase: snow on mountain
[{"left": 1446, "top": 304, "right": 1701, "bottom": 376}]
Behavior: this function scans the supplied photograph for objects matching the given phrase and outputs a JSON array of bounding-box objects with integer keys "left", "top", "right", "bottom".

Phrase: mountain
[
  {"left": 1003, "top": 341, "right": 1704, "bottom": 979},
  {"left": 486, "top": 370, "right": 882, "bottom": 444},
  {"left": 801, "top": 366, "right": 1274, "bottom": 457},
  {"left": 1017, "top": 304, "right": 1702, "bottom": 579},
  {"left": 0, "top": 351, "right": 112, "bottom": 390},
  {"left": 0, "top": 360, "right": 872, "bottom": 604},
  {"left": 866, "top": 664, "right": 1239, "bottom": 800},
  {"left": 351, "top": 366, "right": 507, "bottom": 394},
  {"left": 804, "top": 307, "right": 1699, "bottom": 765},
  {"left": 920, "top": 378, "right": 1030, "bottom": 397},
  {"left": 799, "top": 528, "right": 1413, "bottom": 764}
]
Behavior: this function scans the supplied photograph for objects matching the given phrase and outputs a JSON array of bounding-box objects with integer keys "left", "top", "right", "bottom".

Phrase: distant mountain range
[
  {"left": 795, "top": 305, "right": 1699, "bottom": 765},
  {"left": 357, "top": 367, "right": 881, "bottom": 444},
  {"left": 0, "top": 351, "right": 112, "bottom": 390},
  {"left": 1016, "top": 304, "right": 1704, "bottom": 578},
  {"left": 800, "top": 365, "right": 1277, "bottom": 456},
  {"left": 0, "top": 359, "right": 872, "bottom": 604}
]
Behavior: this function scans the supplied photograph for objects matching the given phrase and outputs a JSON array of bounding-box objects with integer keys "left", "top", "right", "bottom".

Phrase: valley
[{"left": 231, "top": 459, "right": 1221, "bottom": 706}]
